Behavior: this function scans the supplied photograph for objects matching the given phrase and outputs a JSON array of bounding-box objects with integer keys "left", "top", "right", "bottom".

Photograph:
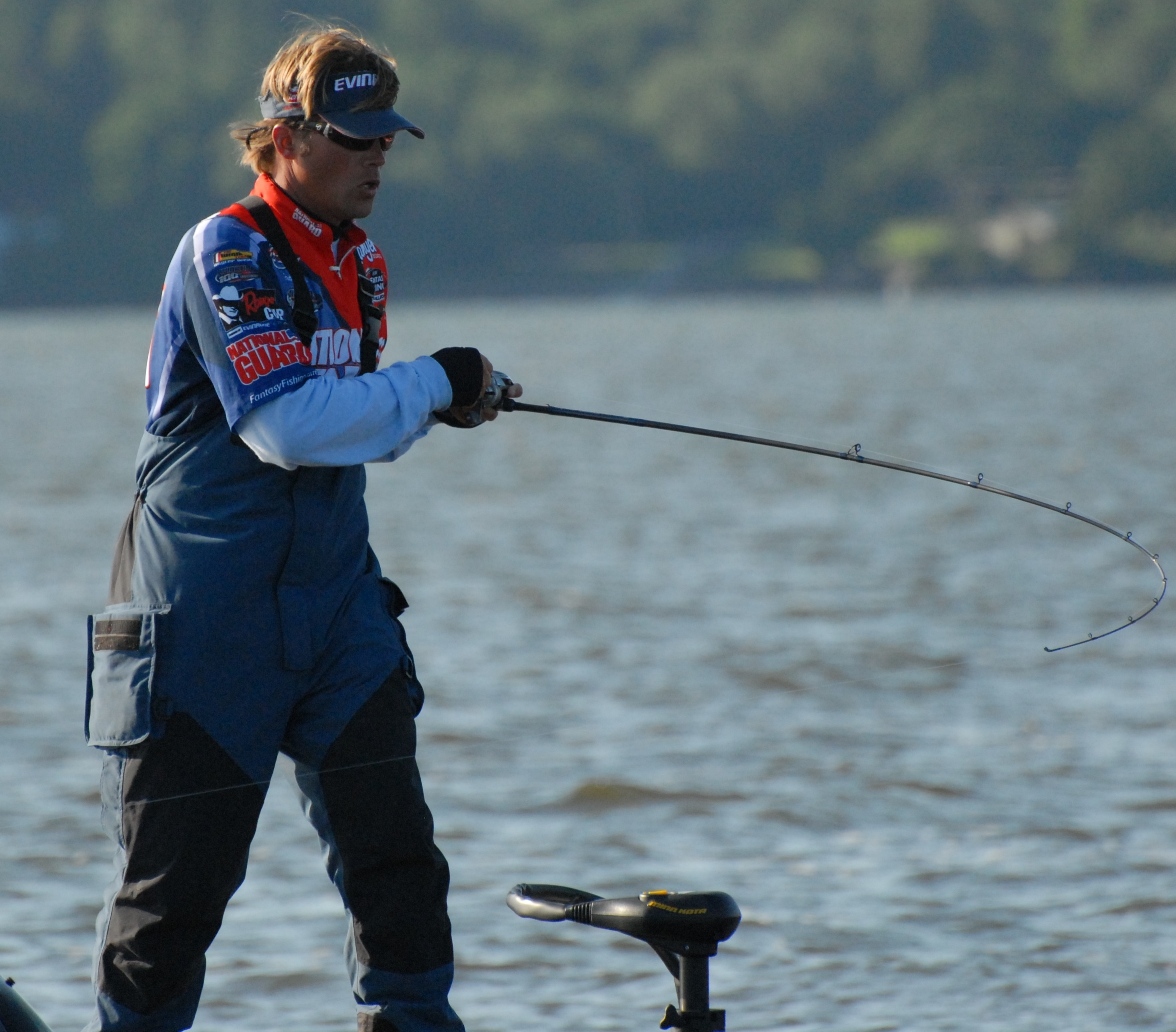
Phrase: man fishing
[{"left": 82, "top": 26, "right": 516, "bottom": 1032}]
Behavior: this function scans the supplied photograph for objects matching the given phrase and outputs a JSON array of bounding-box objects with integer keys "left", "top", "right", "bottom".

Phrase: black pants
[{"left": 88, "top": 670, "right": 462, "bottom": 1032}]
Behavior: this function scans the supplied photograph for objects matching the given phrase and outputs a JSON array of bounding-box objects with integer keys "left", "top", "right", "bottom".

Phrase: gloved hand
[{"left": 431, "top": 348, "right": 522, "bottom": 427}]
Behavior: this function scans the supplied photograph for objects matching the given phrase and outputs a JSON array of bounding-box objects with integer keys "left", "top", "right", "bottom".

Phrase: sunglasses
[{"left": 299, "top": 121, "right": 395, "bottom": 152}]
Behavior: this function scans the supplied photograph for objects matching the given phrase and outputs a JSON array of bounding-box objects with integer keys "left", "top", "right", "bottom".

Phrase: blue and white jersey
[
  {"left": 104, "top": 178, "right": 455, "bottom": 678},
  {"left": 143, "top": 173, "right": 450, "bottom": 465}
]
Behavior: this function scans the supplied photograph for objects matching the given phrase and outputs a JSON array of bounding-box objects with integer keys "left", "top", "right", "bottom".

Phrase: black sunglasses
[{"left": 299, "top": 121, "right": 395, "bottom": 152}]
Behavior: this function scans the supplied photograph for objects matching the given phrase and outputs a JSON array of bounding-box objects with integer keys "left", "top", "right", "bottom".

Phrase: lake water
[{"left": 1, "top": 292, "right": 1175, "bottom": 1031}]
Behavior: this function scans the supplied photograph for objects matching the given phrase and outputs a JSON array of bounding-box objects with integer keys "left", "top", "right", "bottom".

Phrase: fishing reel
[
  {"left": 441, "top": 369, "right": 515, "bottom": 428},
  {"left": 507, "top": 883, "right": 741, "bottom": 1031},
  {"left": 481, "top": 369, "right": 516, "bottom": 413}
]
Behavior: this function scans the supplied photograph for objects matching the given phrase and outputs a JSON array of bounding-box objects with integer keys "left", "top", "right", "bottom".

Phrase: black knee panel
[
  {"left": 99, "top": 713, "right": 267, "bottom": 1013},
  {"left": 319, "top": 672, "right": 454, "bottom": 975}
]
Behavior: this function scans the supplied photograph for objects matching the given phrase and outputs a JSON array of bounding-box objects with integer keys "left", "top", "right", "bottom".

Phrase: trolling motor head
[
  {"left": 0, "top": 977, "right": 53, "bottom": 1032},
  {"left": 507, "top": 883, "right": 740, "bottom": 1031}
]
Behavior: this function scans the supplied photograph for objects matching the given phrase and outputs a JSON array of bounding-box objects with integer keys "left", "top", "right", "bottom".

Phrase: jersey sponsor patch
[
  {"left": 356, "top": 239, "right": 378, "bottom": 261},
  {"left": 226, "top": 328, "right": 311, "bottom": 386},
  {"left": 365, "top": 267, "right": 387, "bottom": 305},
  {"left": 292, "top": 208, "right": 324, "bottom": 237},
  {"left": 284, "top": 288, "right": 323, "bottom": 314},
  {"left": 214, "top": 249, "right": 253, "bottom": 264},
  {"left": 309, "top": 327, "right": 362, "bottom": 368},
  {"left": 226, "top": 319, "right": 276, "bottom": 342},
  {"left": 215, "top": 266, "right": 260, "bottom": 285},
  {"left": 214, "top": 286, "right": 283, "bottom": 330}
]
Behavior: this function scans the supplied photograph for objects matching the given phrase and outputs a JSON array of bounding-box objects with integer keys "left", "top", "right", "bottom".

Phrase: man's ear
[{"left": 272, "top": 124, "right": 300, "bottom": 160}]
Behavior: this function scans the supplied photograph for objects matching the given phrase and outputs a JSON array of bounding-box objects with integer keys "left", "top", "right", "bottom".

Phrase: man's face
[{"left": 272, "top": 124, "right": 389, "bottom": 225}]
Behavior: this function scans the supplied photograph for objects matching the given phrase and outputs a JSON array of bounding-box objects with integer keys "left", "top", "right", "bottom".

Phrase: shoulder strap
[
  {"left": 236, "top": 195, "right": 317, "bottom": 348},
  {"left": 355, "top": 254, "right": 382, "bottom": 374}
]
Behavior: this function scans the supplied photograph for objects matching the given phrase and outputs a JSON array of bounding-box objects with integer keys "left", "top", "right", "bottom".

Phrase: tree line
[{"left": 4, "top": 0, "right": 1175, "bottom": 304}]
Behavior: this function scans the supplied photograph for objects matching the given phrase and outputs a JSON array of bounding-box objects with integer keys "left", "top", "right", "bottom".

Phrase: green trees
[{"left": 2, "top": 0, "right": 1174, "bottom": 303}]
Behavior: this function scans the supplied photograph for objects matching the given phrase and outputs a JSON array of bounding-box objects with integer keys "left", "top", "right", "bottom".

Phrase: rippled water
[{"left": 2, "top": 292, "right": 1175, "bottom": 1031}]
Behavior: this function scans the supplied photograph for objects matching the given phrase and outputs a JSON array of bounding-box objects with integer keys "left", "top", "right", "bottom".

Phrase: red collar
[{"left": 222, "top": 174, "right": 368, "bottom": 328}]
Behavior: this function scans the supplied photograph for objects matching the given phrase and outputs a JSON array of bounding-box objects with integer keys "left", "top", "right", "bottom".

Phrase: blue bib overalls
[{"left": 83, "top": 180, "right": 463, "bottom": 1032}]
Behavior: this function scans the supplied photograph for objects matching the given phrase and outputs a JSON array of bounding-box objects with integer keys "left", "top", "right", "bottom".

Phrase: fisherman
[{"left": 82, "top": 26, "right": 516, "bottom": 1032}]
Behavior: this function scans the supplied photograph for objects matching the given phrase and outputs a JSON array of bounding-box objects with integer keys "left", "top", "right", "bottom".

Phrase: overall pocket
[
  {"left": 377, "top": 576, "right": 409, "bottom": 618},
  {"left": 377, "top": 577, "right": 424, "bottom": 716},
  {"left": 85, "top": 606, "right": 169, "bottom": 747}
]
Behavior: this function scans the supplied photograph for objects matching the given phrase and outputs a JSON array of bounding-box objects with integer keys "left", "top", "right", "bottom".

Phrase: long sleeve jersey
[
  {"left": 104, "top": 174, "right": 449, "bottom": 680},
  {"left": 145, "top": 172, "right": 451, "bottom": 467}
]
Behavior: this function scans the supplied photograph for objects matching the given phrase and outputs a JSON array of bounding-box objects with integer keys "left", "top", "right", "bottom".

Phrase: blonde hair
[{"left": 231, "top": 26, "right": 401, "bottom": 174}]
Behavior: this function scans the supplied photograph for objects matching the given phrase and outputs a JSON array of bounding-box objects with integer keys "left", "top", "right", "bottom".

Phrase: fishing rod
[{"left": 485, "top": 383, "right": 1165, "bottom": 652}]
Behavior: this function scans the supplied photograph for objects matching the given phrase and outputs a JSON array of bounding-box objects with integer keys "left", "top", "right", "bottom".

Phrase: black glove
[
  {"left": 431, "top": 347, "right": 483, "bottom": 404},
  {"left": 431, "top": 347, "right": 486, "bottom": 428}
]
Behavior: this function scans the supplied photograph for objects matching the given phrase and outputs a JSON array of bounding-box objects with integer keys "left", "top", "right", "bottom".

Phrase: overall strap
[
  {"left": 354, "top": 255, "right": 382, "bottom": 374},
  {"left": 236, "top": 195, "right": 318, "bottom": 348}
]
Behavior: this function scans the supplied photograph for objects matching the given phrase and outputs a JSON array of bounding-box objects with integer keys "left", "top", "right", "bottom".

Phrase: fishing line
[
  {"left": 118, "top": 753, "right": 417, "bottom": 809},
  {"left": 114, "top": 659, "right": 1006, "bottom": 809},
  {"left": 503, "top": 399, "right": 1166, "bottom": 652}
]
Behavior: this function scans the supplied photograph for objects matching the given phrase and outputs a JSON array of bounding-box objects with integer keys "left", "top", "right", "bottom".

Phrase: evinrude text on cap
[{"left": 259, "top": 66, "right": 424, "bottom": 141}]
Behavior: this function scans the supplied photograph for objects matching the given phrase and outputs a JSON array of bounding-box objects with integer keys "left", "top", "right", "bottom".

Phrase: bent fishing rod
[{"left": 481, "top": 378, "right": 1165, "bottom": 652}]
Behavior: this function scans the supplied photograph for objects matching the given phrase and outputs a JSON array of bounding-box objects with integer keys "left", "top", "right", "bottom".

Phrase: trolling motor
[
  {"left": 507, "top": 884, "right": 741, "bottom": 1031},
  {"left": 0, "top": 977, "right": 53, "bottom": 1032}
]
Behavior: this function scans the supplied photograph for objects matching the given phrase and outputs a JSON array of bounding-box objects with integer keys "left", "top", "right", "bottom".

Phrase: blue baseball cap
[{"left": 260, "top": 69, "right": 424, "bottom": 140}]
